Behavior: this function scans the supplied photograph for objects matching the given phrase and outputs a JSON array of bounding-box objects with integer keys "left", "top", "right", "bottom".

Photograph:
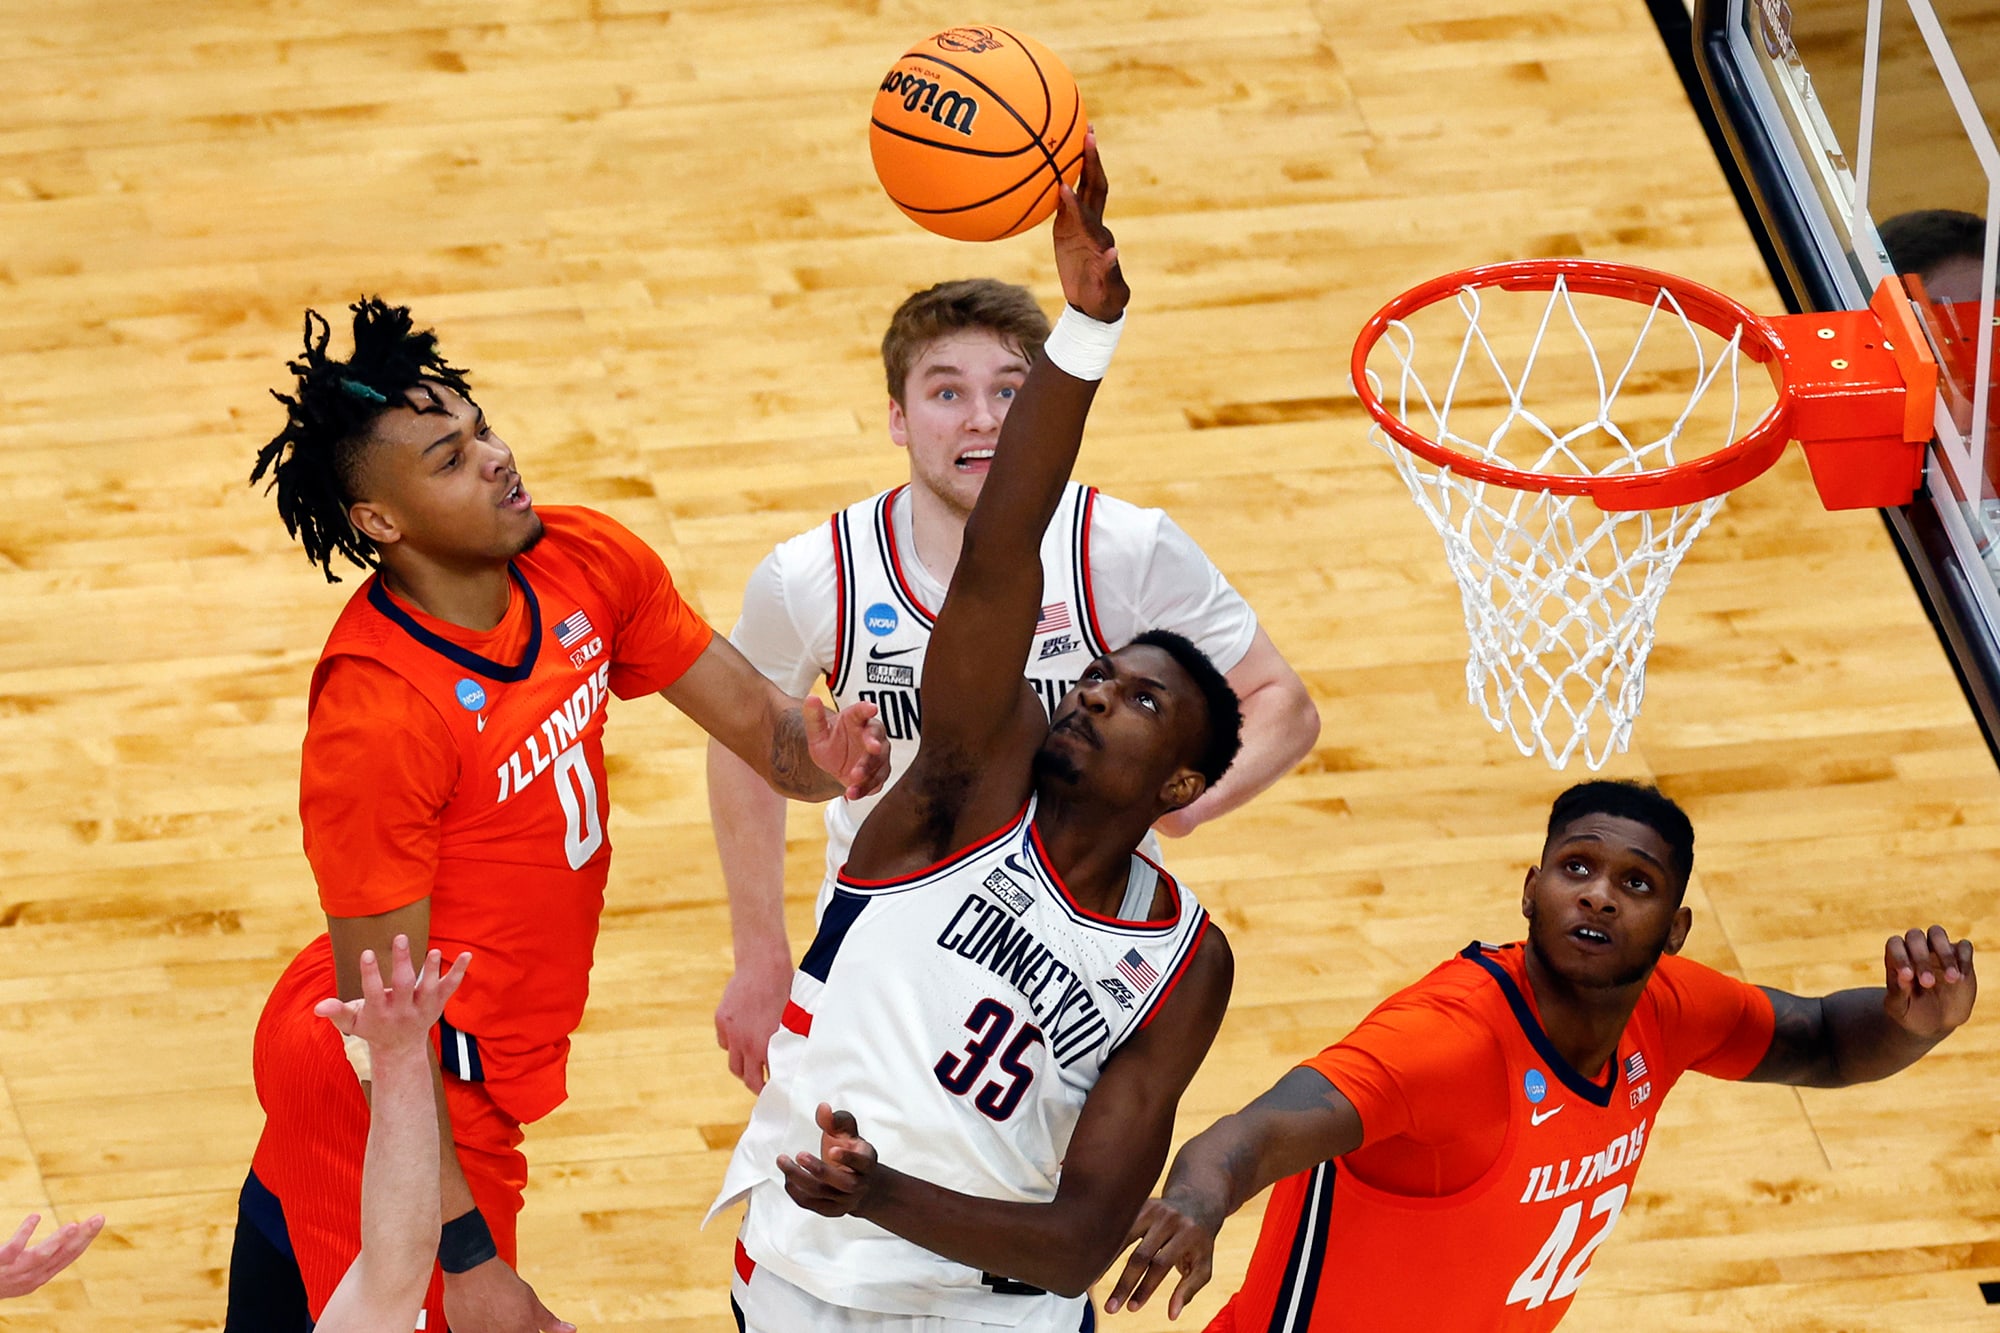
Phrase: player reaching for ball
[
  {"left": 707, "top": 276, "right": 1317, "bottom": 1093},
  {"left": 707, "top": 134, "right": 1241, "bottom": 1332},
  {"left": 1104, "top": 780, "right": 1978, "bottom": 1332},
  {"left": 314, "top": 936, "right": 470, "bottom": 1333},
  {"left": 224, "top": 302, "right": 891, "bottom": 1333}
]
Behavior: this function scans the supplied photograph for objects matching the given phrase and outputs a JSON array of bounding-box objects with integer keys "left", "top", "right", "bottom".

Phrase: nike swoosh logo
[
  {"left": 476, "top": 713, "right": 488, "bottom": 733},
  {"left": 1003, "top": 853, "right": 1034, "bottom": 880},
  {"left": 1530, "top": 1104, "right": 1563, "bottom": 1125},
  {"left": 869, "top": 644, "right": 921, "bottom": 660}
]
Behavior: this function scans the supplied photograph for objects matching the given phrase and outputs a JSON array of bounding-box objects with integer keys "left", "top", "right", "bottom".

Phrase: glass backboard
[{"left": 1653, "top": 0, "right": 2000, "bottom": 759}]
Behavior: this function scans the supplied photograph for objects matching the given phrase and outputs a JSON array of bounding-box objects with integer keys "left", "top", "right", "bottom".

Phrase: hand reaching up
[
  {"left": 1053, "top": 130, "right": 1129, "bottom": 323},
  {"left": 314, "top": 934, "right": 471, "bottom": 1056}
]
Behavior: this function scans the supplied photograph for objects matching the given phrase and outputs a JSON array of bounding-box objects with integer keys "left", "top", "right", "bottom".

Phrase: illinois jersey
[
  {"left": 728, "top": 483, "right": 1259, "bottom": 886},
  {"left": 709, "top": 796, "right": 1211, "bottom": 1325},
  {"left": 298, "top": 505, "right": 713, "bottom": 1123},
  {"left": 1209, "top": 943, "right": 1774, "bottom": 1333}
]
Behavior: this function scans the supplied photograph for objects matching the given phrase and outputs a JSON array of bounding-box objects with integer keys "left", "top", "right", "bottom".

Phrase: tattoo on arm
[
  {"left": 766, "top": 707, "right": 840, "bottom": 801},
  {"left": 1747, "top": 988, "right": 1834, "bottom": 1086}
]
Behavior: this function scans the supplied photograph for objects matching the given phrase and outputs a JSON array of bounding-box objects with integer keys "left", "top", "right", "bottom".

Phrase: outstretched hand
[
  {"left": 777, "top": 1103, "right": 880, "bottom": 1218},
  {"left": 1053, "top": 129, "right": 1129, "bottom": 323},
  {"left": 804, "top": 696, "right": 891, "bottom": 800},
  {"left": 314, "top": 934, "right": 471, "bottom": 1054},
  {"left": 1104, "top": 1192, "right": 1223, "bottom": 1319},
  {"left": 0, "top": 1211, "right": 105, "bottom": 1298},
  {"left": 1883, "top": 926, "right": 1975, "bottom": 1038}
]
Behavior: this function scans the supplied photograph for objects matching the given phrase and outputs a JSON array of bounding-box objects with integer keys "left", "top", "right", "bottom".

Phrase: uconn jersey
[
  {"left": 709, "top": 797, "right": 1210, "bottom": 1325},
  {"left": 727, "top": 483, "right": 1260, "bottom": 887}
]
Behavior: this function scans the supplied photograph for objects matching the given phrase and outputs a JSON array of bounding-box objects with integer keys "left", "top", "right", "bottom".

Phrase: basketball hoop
[{"left": 1352, "top": 259, "right": 1938, "bottom": 770}]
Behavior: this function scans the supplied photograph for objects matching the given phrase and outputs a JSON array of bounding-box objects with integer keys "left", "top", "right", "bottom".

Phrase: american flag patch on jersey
[
  {"left": 1116, "top": 948, "right": 1159, "bottom": 991},
  {"left": 554, "top": 610, "right": 594, "bottom": 648},
  {"left": 1625, "top": 1050, "right": 1648, "bottom": 1081},
  {"left": 1035, "top": 603, "right": 1072, "bottom": 634}
]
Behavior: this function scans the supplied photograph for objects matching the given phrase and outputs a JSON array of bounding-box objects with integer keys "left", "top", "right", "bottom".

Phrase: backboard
[{"left": 1653, "top": 0, "right": 2000, "bottom": 759}]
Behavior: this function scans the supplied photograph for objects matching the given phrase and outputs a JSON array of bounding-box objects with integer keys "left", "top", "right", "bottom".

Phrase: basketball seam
[
  {"left": 918, "top": 51, "right": 1065, "bottom": 185},
  {"left": 992, "top": 25, "right": 1055, "bottom": 138}
]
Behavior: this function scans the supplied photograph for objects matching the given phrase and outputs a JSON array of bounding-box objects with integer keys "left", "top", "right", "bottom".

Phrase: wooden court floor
[{"left": 1, "top": 0, "right": 1996, "bottom": 1328}]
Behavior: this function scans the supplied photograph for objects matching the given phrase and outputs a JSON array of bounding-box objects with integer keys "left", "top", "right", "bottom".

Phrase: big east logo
[{"left": 880, "top": 69, "right": 980, "bottom": 136}]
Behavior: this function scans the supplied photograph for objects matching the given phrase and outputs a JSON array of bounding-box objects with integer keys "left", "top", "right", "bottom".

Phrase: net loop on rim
[{"left": 1358, "top": 267, "right": 1765, "bottom": 770}]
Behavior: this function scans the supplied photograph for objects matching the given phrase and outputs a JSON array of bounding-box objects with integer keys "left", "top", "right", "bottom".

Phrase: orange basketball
[{"left": 869, "top": 26, "right": 1087, "bottom": 242}]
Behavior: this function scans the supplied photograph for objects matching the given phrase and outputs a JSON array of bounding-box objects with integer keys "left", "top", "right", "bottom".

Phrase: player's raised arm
[
  {"left": 914, "top": 131, "right": 1131, "bottom": 770},
  {"left": 315, "top": 937, "right": 472, "bottom": 1333},
  {"left": 1746, "top": 925, "right": 1976, "bottom": 1087},
  {"left": 1104, "top": 1066, "right": 1367, "bottom": 1319},
  {"left": 665, "top": 636, "right": 889, "bottom": 803}
]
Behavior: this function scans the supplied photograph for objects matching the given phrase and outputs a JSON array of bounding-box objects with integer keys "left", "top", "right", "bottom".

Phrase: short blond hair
[{"left": 881, "top": 279, "right": 1051, "bottom": 404}]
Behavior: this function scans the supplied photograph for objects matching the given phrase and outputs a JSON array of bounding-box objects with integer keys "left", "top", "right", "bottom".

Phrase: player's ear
[
  {"left": 887, "top": 396, "right": 911, "bottom": 449},
  {"left": 348, "top": 497, "right": 403, "bottom": 549},
  {"left": 1664, "top": 904, "right": 1693, "bottom": 956},
  {"left": 1520, "top": 865, "right": 1538, "bottom": 921},
  {"left": 1160, "top": 767, "right": 1205, "bottom": 814}
]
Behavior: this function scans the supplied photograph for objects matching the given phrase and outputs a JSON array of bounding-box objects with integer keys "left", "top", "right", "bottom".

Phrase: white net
[{"left": 1367, "top": 276, "right": 1755, "bottom": 769}]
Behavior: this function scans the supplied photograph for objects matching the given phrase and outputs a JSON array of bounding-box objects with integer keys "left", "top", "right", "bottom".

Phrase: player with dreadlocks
[{"left": 228, "top": 299, "right": 892, "bottom": 1333}]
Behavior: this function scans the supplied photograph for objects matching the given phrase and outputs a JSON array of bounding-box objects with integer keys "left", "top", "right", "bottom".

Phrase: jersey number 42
[{"left": 1506, "top": 1183, "right": 1628, "bottom": 1311}]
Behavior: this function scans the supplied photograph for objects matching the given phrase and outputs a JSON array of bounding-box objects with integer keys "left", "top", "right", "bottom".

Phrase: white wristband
[{"left": 1041, "top": 306, "right": 1125, "bottom": 381}]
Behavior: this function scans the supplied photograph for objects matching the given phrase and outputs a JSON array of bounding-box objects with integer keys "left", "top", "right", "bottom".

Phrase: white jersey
[
  {"left": 729, "top": 483, "right": 1260, "bottom": 884},
  {"left": 708, "top": 796, "right": 1212, "bottom": 1325}
]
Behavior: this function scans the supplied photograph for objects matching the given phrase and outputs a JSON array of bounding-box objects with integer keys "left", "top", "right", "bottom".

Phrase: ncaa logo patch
[
  {"left": 1523, "top": 1069, "right": 1548, "bottom": 1105},
  {"left": 864, "top": 602, "right": 900, "bottom": 636},
  {"left": 454, "top": 678, "right": 487, "bottom": 711}
]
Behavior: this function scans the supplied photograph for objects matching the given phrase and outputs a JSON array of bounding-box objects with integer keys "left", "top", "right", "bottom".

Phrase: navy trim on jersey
[
  {"left": 874, "top": 486, "right": 937, "bottom": 629},
  {"left": 1072, "top": 485, "right": 1111, "bottom": 659},
  {"left": 366, "top": 564, "right": 543, "bottom": 683},
  {"left": 800, "top": 888, "right": 870, "bottom": 982},
  {"left": 1460, "top": 943, "right": 1620, "bottom": 1108},
  {"left": 437, "top": 1016, "right": 486, "bottom": 1082},
  {"left": 828, "top": 510, "right": 856, "bottom": 697},
  {"left": 828, "top": 508, "right": 852, "bottom": 696},
  {"left": 238, "top": 1169, "right": 294, "bottom": 1258},
  {"left": 1265, "top": 1160, "right": 1335, "bottom": 1333}
]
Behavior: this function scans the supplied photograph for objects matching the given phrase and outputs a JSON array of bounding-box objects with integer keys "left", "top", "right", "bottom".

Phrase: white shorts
[{"left": 730, "top": 1246, "right": 1097, "bottom": 1333}]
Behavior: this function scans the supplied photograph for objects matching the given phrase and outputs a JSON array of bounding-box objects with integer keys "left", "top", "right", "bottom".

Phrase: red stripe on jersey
[
  {"left": 1139, "top": 916, "right": 1210, "bottom": 1031},
  {"left": 836, "top": 799, "right": 1029, "bottom": 888},
  {"left": 780, "top": 1000, "right": 814, "bottom": 1036},
  {"left": 1028, "top": 818, "right": 1184, "bottom": 931},
  {"left": 880, "top": 485, "right": 939, "bottom": 620},
  {"left": 734, "top": 1238, "right": 757, "bottom": 1284},
  {"left": 826, "top": 511, "right": 848, "bottom": 692},
  {"left": 1078, "top": 487, "right": 1111, "bottom": 655}
]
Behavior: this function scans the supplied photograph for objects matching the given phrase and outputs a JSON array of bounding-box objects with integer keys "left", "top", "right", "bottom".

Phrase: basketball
[{"left": 869, "top": 26, "right": 1087, "bottom": 242}]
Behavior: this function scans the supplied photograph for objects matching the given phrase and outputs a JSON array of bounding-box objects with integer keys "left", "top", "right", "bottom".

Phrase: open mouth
[
  {"left": 500, "top": 477, "right": 531, "bottom": 511},
  {"left": 1568, "top": 924, "right": 1614, "bottom": 950},
  {"left": 955, "top": 448, "right": 996, "bottom": 471}
]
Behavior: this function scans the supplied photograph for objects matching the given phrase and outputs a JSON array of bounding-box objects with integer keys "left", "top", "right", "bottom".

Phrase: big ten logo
[
  {"left": 1628, "top": 1081, "right": 1651, "bottom": 1110},
  {"left": 569, "top": 637, "right": 604, "bottom": 670},
  {"left": 879, "top": 70, "right": 979, "bottom": 135}
]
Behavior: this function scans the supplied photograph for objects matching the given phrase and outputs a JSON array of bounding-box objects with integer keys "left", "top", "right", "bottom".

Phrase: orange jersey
[
  {"left": 298, "top": 506, "right": 713, "bottom": 1122},
  {"left": 1209, "top": 942, "right": 1773, "bottom": 1333}
]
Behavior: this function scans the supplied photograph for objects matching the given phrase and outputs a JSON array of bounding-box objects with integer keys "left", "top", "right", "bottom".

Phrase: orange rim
[{"left": 1350, "top": 259, "right": 1794, "bottom": 512}]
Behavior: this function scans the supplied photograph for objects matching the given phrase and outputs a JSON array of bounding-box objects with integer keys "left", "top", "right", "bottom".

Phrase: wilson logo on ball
[
  {"left": 879, "top": 71, "right": 979, "bottom": 135},
  {"left": 934, "top": 26, "right": 1003, "bottom": 53}
]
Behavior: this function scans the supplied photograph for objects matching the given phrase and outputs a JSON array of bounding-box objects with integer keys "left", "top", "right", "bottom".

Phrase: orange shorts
[{"left": 249, "top": 937, "right": 527, "bottom": 1328}]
